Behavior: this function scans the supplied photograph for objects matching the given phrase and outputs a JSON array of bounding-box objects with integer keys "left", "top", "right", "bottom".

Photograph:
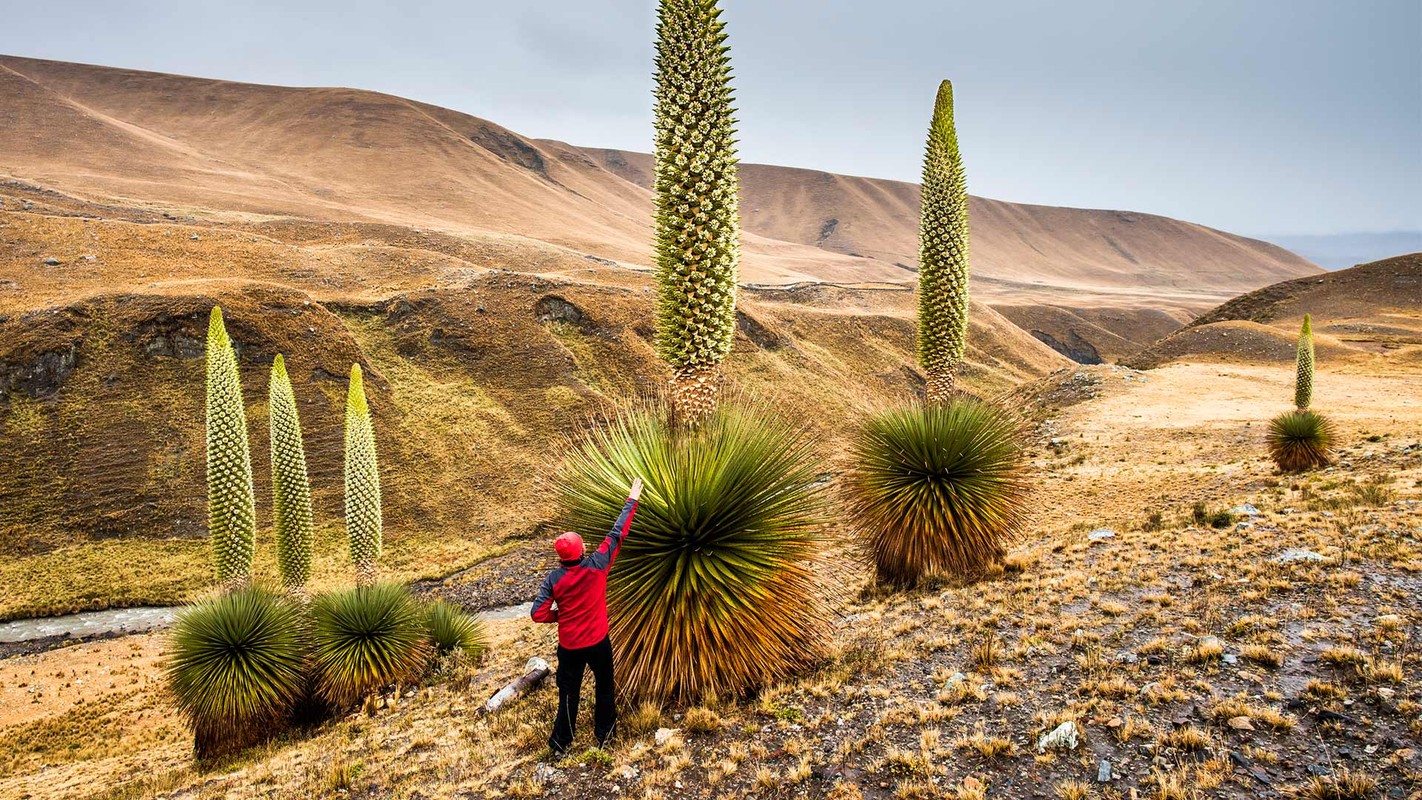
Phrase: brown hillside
[
  {"left": 1125, "top": 253, "right": 1422, "bottom": 369},
  {"left": 0, "top": 55, "right": 1321, "bottom": 360},
  {"left": 0, "top": 180, "right": 1066, "bottom": 619}
]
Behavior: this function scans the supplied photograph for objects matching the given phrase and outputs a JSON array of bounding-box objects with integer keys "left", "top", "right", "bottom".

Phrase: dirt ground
[{"left": 2, "top": 356, "right": 1418, "bottom": 800}]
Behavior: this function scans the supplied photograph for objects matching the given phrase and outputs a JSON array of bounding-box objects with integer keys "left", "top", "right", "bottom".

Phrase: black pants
[{"left": 549, "top": 636, "right": 616, "bottom": 752}]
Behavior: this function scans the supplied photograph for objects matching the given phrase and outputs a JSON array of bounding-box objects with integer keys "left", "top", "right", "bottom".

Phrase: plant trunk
[
  {"left": 925, "top": 368, "right": 956, "bottom": 406},
  {"left": 670, "top": 365, "right": 720, "bottom": 427},
  {"left": 219, "top": 575, "right": 251, "bottom": 594},
  {"left": 483, "top": 657, "right": 552, "bottom": 715},
  {"left": 354, "top": 561, "right": 377, "bottom": 588}
]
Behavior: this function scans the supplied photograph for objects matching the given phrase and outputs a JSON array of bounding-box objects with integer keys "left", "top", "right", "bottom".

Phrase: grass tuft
[
  {"left": 1267, "top": 410, "right": 1336, "bottom": 472},
  {"left": 310, "top": 583, "right": 431, "bottom": 708},
  {"left": 844, "top": 398, "right": 1028, "bottom": 586}
]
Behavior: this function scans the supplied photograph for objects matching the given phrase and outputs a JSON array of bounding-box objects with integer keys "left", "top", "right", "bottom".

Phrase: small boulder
[
  {"left": 1088, "top": 528, "right": 1116, "bottom": 542},
  {"left": 654, "top": 727, "right": 679, "bottom": 747},
  {"left": 1037, "top": 720, "right": 1080, "bottom": 752},
  {"left": 1272, "top": 549, "right": 1327, "bottom": 564}
]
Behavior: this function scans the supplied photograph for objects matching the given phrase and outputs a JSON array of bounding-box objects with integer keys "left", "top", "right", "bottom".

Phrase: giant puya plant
[
  {"left": 652, "top": 0, "right": 741, "bottom": 425},
  {"left": 344, "top": 363, "right": 382, "bottom": 586},
  {"left": 269, "top": 354, "right": 314, "bottom": 594},
  {"left": 205, "top": 306, "right": 257, "bottom": 589},
  {"left": 174, "top": 313, "right": 476, "bottom": 757},
  {"left": 1267, "top": 314, "right": 1335, "bottom": 471},
  {"left": 844, "top": 81, "right": 1030, "bottom": 587},
  {"left": 555, "top": 0, "right": 829, "bottom": 704},
  {"left": 171, "top": 308, "right": 304, "bottom": 759}
]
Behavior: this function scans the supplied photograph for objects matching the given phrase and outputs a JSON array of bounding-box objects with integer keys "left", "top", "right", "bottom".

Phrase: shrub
[
  {"left": 167, "top": 588, "right": 307, "bottom": 758},
  {"left": 310, "top": 583, "right": 431, "bottom": 708},
  {"left": 844, "top": 398, "right": 1028, "bottom": 586},
  {"left": 916, "top": 80, "right": 971, "bottom": 403},
  {"left": 1267, "top": 410, "right": 1335, "bottom": 472},
  {"left": 344, "top": 364, "right": 382, "bottom": 586},
  {"left": 268, "top": 354, "right": 314, "bottom": 593},
  {"left": 205, "top": 306, "right": 256, "bottom": 588},
  {"left": 652, "top": 0, "right": 741, "bottom": 423},
  {"left": 425, "top": 600, "right": 488, "bottom": 657},
  {"left": 556, "top": 403, "right": 828, "bottom": 702}
]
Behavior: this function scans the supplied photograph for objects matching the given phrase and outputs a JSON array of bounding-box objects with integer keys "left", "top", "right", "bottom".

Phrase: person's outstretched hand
[{"left": 629, "top": 477, "right": 645, "bottom": 501}]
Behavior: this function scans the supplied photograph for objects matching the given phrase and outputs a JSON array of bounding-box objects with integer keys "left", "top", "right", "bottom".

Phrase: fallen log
[{"left": 484, "top": 657, "right": 551, "bottom": 714}]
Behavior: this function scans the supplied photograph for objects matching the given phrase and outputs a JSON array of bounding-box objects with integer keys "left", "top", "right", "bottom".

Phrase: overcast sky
[{"left": 2, "top": 0, "right": 1418, "bottom": 237}]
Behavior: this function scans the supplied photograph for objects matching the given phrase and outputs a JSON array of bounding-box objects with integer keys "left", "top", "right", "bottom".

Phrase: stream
[{"left": 0, "top": 601, "right": 534, "bottom": 647}]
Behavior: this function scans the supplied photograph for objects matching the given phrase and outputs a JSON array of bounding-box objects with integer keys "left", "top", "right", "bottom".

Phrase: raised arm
[{"left": 587, "top": 478, "right": 644, "bottom": 571}]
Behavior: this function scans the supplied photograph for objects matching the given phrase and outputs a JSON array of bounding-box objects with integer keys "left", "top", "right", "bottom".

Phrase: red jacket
[{"left": 531, "top": 497, "right": 637, "bottom": 649}]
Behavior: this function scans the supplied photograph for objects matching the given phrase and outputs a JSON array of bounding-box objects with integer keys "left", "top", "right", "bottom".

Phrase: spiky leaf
[
  {"left": 1267, "top": 409, "right": 1335, "bottom": 472},
  {"left": 1294, "top": 314, "right": 1315, "bottom": 410},
  {"left": 205, "top": 306, "right": 256, "bottom": 587},
  {"left": 916, "top": 80, "right": 971, "bottom": 403},
  {"left": 653, "top": 0, "right": 741, "bottom": 419},
  {"left": 310, "top": 583, "right": 431, "bottom": 708},
  {"left": 268, "top": 354, "right": 314, "bottom": 593},
  {"left": 167, "top": 588, "right": 307, "bottom": 758},
  {"left": 845, "top": 399, "right": 1028, "bottom": 586},
  {"left": 425, "top": 600, "right": 488, "bottom": 657},
  {"left": 556, "top": 403, "right": 828, "bottom": 703},
  {"left": 344, "top": 364, "right": 381, "bottom": 586}
]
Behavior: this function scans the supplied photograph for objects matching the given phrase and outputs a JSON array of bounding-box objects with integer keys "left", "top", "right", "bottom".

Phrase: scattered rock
[
  {"left": 1037, "top": 720, "right": 1080, "bottom": 752},
  {"left": 1096, "top": 760, "right": 1111, "bottom": 781},
  {"left": 1231, "top": 504, "right": 1261, "bottom": 516},
  {"left": 1088, "top": 528, "right": 1116, "bottom": 542},
  {"left": 654, "top": 727, "right": 679, "bottom": 747},
  {"left": 533, "top": 763, "right": 562, "bottom": 784},
  {"left": 1227, "top": 716, "right": 1254, "bottom": 730},
  {"left": 534, "top": 295, "right": 583, "bottom": 326},
  {"left": 42, "top": 256, "right": 61, "bottom": 266},
  {"left": 1271, "top": 548, "right": 1327, "bottom": 564}
]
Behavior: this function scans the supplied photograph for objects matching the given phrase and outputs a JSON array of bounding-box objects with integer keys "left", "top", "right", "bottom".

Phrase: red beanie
[{"left": 554, "top": 531, "right": 584, "bottom": 562}]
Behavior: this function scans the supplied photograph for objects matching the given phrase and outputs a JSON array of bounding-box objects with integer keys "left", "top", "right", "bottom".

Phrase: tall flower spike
[
  {"left": 205, "top": 306, "right": 256, "bottom": 589},
  {"left": 1294, "top": 314, "right": 1314, "bottom": 411},
  {"left": 344, "top": 363, "right": 382, "bottom": 586},
  {"left": 653, "top": 0, "right": 741, "bottom": 425},
  {"left": 916, "top": 80, "right": 971, "bottom": 404},
  {"left": 269, "top": 354, "right": 314, "bottom": 595}
]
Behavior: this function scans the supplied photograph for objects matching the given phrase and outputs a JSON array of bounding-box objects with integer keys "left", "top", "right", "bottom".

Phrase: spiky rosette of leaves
[
  {"left": 310, "top": 583, "right": 431, "bottom": 708},
  {"left": 556, "top": 403, "right": 828, "bottom": 703},
  {"left": 916, "top": 80, "right": 971, "bottom": 404},
  {"left": 844, "top": 398, "right": 1028, "bottom": 586},
  {"left": 268, "top": 355, "right": 313, "bottom": 594},
  {"left": 425, "top": 600, "right": 488, "bottom": 657},
  {"left": 167, "top": 588, "right": 307, "bottom": 759},
  {"left": 652, "top": 0, "right": 741, "bottom": 423},
  {"left": 205, "top": 306, "right": 256, "bottom": 588},
  {"left": 1294, "top": 314, "right": 1315, "bottom": 410},
  {"left": 1267, "top": 410, "right": 1335, "bottom": 472},
  {"left": 344, "top": 364, "right": 381, "bottom": 586}
]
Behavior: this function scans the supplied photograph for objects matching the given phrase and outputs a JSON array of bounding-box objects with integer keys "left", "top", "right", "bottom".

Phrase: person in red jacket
[{"left": 531, "top": 477, "right": 643, "bottom": 753}]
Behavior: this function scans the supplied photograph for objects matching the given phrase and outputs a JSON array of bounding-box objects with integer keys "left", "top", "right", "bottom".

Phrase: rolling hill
[
  {"left": 0, "top": 54, "right": 1321, "bottom": 359},
  {"left": 1124, "top": 253, "right": 1422, "bottom": 369}
]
